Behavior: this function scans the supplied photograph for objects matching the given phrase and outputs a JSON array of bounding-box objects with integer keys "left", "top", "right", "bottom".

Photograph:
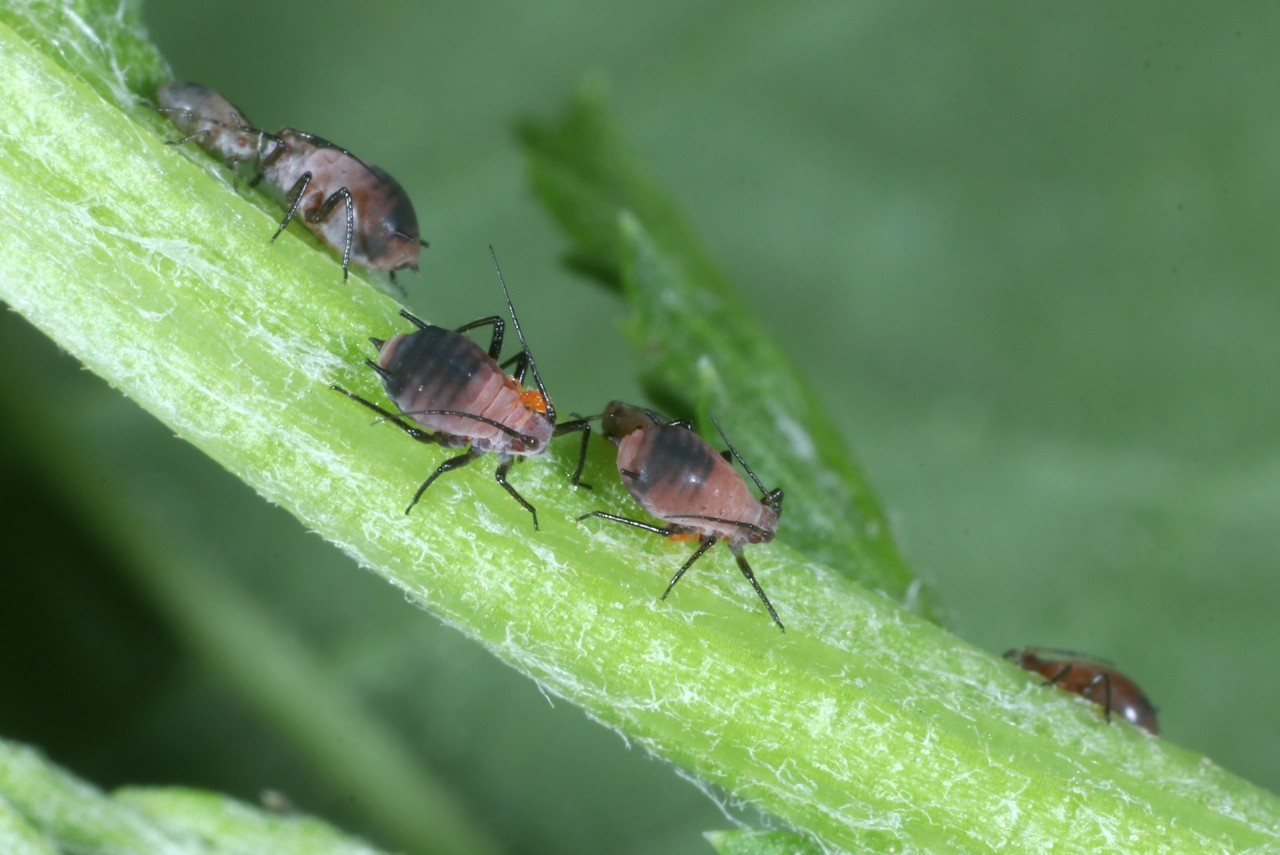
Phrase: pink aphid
[
  {"left": 255, "top": 128, "right": 423, "bottom": 282},
  {"left": 332, "top": 253, "right": 589, "bottom": 529},
  {"left": 156, "top": 81, "right": 279, "bottom": 185},
  {"left": 579, "top": 401, "right": 785, "bottom": 631}
]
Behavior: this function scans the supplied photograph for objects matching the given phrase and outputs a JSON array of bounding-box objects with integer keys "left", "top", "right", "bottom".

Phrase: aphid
[
  {"left": 1005, "top": 646, "right": 1160, "bottom": 734},
  {"left": 155, "top": 81, "right": 279, "bottom": 186},
  {"left": 254, "top": 128, "right": 423, "bottom": 282},
  {"left": 331, "top": 252, "right": 589, "bottom": 529},
  {"left": 578, "top": 401, "right": 786, "bottom": 632}
]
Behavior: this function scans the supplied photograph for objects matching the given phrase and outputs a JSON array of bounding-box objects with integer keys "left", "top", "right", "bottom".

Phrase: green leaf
[
  {"left": 115, "top": 788, "right": 393, "bottom": 855},
  {"left": 0, "top": 739, "right": 395, "bottom": 854},
  {"left": 520, "top": 85, "right": 940, "bottom": 619},
  {"left": 5, "top": 3, "right": 1280, "bottom": 853}
]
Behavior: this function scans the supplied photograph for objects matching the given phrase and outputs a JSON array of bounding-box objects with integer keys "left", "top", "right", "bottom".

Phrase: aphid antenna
[
  {"left": 707, "top": 413, "right": 778, "bottom": 503},
  {"left": 1021, "top": 645, "right": 1117, "bottom": 666},
  {"left": 489, "top": 246, "right": 555, "bottom": 424}
]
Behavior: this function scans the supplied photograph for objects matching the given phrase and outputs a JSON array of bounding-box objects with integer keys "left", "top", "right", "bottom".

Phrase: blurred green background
[{"left": 3, "top": 2, "right": 1280, "bottom": 852}]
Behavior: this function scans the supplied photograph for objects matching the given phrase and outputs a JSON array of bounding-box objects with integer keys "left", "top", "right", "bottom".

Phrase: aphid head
[
  {"left": 601, "top": 400, "right": 664, "bottom": 443},
  {"left": 490, "top": 246, "right": 556, "bottom": 424}
]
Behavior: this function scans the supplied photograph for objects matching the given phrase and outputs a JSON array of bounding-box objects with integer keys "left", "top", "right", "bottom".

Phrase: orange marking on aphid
[
  {"left": 667, "top": 533, "right": 702, "bottom": 542},
  {"left": 520, "top": 388, "right": 548, "bottom": 413}
]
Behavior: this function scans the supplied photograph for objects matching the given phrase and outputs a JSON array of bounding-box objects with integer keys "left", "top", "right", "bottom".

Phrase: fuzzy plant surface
[{"left": 3, "top": 2, "right": 1280, "bottom": 853}]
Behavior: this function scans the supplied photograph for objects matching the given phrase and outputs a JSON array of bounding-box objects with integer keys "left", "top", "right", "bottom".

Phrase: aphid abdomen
[
  {"left": 258, "top": 130, "right": 422, "bottom": 277},
  {"left": 357, "top": 165, "right": 422, "bottom": 271},
  {"left": 618, "top": 425, "right": 773, "bottom": 543},
  {"left": 381, "top": 327, "right": 497, "bottom": 409},
  {"left": 377, "top": 327, "right": 551, "bottom": 454}
]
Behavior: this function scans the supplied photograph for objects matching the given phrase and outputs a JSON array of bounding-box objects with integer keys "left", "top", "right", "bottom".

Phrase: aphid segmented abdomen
[
  {"left": 256, "top": 130, "right": 422, "bottom": 274},
  {"left": 619, "top": 425, "right": 774, "bottom": 544},
  {"left": 378, "top": 327, "right": 551, "bottom": 454},
  {"left": 381, "top": 327, "right": 494, "bottom": 411}
]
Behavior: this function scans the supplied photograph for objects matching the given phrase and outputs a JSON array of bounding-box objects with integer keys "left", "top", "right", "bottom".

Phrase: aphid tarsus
[
  {"left": 332, "top": 252, "right": 588, "bottom": 529},
  {"left": 1005, "top": 646, "right": 1160, "bottom": 735},
  {"left": 579, "top": 401, "right": 786, "bottom": 632}
]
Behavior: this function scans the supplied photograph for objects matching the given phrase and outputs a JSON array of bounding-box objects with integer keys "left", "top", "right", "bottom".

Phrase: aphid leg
[
  {"left": 729, "top": 545, "right": 784, "bottom": 632},
  {"left": 330, "top": 385, "right": 438, "bottom": 445},
  {"left": 662, "top": 538, "right": 717, "bottom": 600},
  {"left": 398, "top": 310, "right": 429, "bottom": 331},
  {"left": 500, "top": 351, "right": 530, "bottom": 383},
  {"left": 272, "top": 172, "right": 314, "bottom": 243},
  {"left": 491, "top": 457, "right": 540, "bottom": 530},
  {"left": 309, "top": 186, "right": 356, "bottom": 281},
  {"left": 454, "top": 316, "right": 506, "bottom": 359},
  {"left": 1045, "top": 663, "right": 1075, "bottom": 688},
  {"left": 1083, "top": 671, "right": 1114, "bottom": 724},
  {"left": 166, "top": 129, "right": 212, "bottom": 148},
  {"left": 576, "top": 511, "right": 672, "bottom": 535},
  {"left": 553, "top": 416, "right": 594, "bottom": 488},
  {"left": 407, "top": 448, "right": 485, "bottom": 515}
]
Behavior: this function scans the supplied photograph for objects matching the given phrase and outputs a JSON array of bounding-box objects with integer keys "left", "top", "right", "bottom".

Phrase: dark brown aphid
[
  {"left": 332, "top": 252, "right": 589, "bottom": 529},
  {"left": 579, "top": 401, "right": 785, "bottom": 631},
  {"left": 155, "top": 81, "right": 280, "bottom": 186},
  {"left": 1005, "top": 647, "right": 1160, "bottom": 735},
  {"left": 255, "top": 128, "right": 423, "bottom": 282}
]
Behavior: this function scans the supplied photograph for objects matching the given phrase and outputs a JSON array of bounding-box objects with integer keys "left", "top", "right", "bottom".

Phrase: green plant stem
[{"left": 3, "top": 13, "right": 1280, "bottom": 854}]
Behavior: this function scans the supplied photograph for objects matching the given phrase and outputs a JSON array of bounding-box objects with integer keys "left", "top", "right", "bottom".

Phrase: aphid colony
[
  {"left": 157, "top": 81, "right": 1162, "bottom": 727},
  {"left": 156, "top": 82, "right": 788, "bottom": 631}
]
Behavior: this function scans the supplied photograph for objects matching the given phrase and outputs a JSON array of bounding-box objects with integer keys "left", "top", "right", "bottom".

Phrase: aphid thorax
[{"left": 156, "top": 81, "right": 280, "bottom": 187}]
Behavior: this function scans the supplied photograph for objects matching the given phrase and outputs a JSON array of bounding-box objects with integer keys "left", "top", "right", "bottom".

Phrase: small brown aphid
[
  {"left": 332, "top": 252, "right": 589, "bottom": 529},
  {"left": 579, "top": 401, "right": 785, "bottom": 632},
  {"left": 1005, "top": 647, "right": 1160, "bottom": 735},
  {"left": 255, "top": 128, "right": 423, "bottom": 282},
  {"left": 155, "top": 81, "right": 279, "bottom": 185}
]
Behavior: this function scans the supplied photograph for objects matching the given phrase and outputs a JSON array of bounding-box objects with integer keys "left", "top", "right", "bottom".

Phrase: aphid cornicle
[
  {"left": 331, "top": 253, "right": 589, "bottom": 529},
  {"left": 254, "top": 128, "right": 423, "bottom": 282},
  {"left": 578, "top": 401, "right": 786, "bottom": 632},
  {"left": 1005, "top": 647, "right": 1160, "bottom": 735},
  {"left": 155, "top": 81, "right": 280, "bottom": 186}
]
